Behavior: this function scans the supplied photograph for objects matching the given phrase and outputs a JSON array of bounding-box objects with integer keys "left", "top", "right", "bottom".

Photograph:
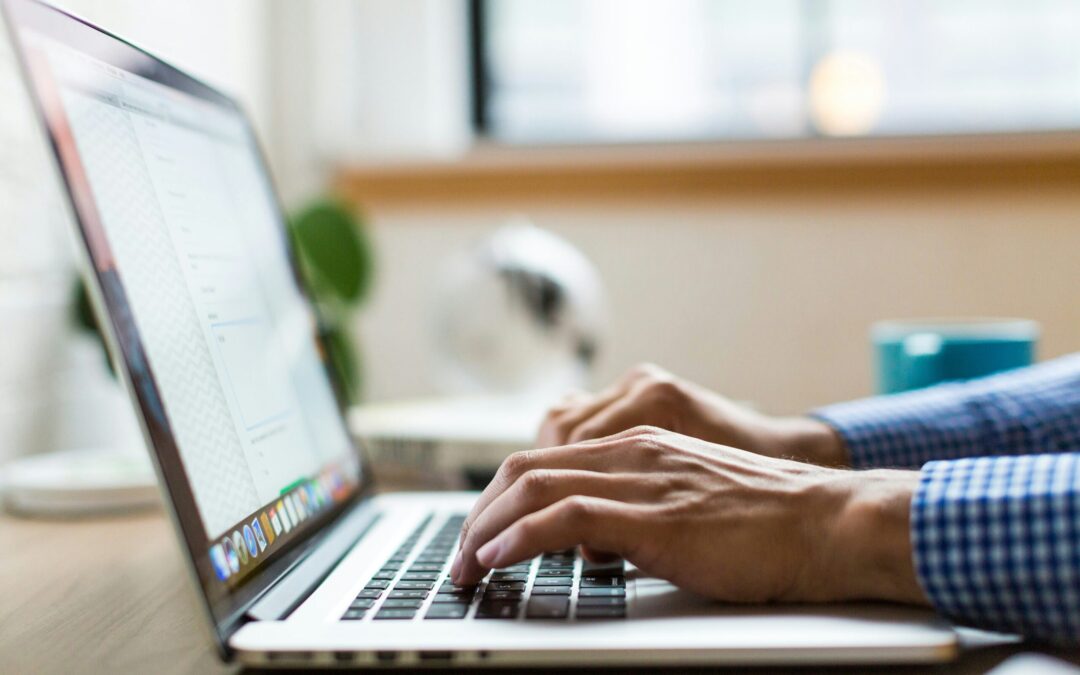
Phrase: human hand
[
  {"left": 451, "top": 426, "right": 927, "bottom": 606},
  {"left": 538, "top": 364, "right": 848, "bottom": 467}
]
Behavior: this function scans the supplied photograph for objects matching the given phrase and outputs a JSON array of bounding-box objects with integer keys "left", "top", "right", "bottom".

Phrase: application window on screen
[{"left": 33, "top": 33, "right": 356, "bottom": 542}]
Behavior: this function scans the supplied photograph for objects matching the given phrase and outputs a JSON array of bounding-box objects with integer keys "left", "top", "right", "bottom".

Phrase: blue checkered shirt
[{"left": 814, "top": 354, "right": 1080, "bottom": 644}]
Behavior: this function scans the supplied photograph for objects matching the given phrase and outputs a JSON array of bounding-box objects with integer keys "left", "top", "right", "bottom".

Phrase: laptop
[{"left": 2, "top": 0, "right": 958, "bottom": 667}]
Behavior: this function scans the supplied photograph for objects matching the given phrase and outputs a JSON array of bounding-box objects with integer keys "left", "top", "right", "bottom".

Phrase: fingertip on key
[
  {"left": 476, "top": 538, "right": 502, "bottom": 568},
  {"left": 449, "top": 551, "right": 463, "bottom": 582}
]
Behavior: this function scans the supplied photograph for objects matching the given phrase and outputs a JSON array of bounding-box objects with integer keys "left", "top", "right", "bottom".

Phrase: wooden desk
[{"left": 2, "top": 509, "right": 1078, "bottom": 675}]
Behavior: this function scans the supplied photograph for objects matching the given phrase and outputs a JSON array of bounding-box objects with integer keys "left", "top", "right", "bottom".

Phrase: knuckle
[
  {"left": 559, "top": 494, "right": 593, "bottom": 521},
  {"left": 628, "top": 424, "right": 664, "bottom": 438},
  {"left": 518, "top": 468, "right": 554, "bottom": 496},
  {"left": 635, "top": 435, "right": 670, "bottom": 462},
  {"left": 502, "top": 449, "right": 537, "bottom": 477},
  {"left": 645, "top": 378, "right": 685, "bottom": 403}
]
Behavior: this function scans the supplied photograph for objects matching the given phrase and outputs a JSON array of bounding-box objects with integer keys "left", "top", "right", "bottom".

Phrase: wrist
[
  {"left": 774, "top": 417, "right": 849, "bottom": 467},
  {"left": 817, "top": 470, "right": 929, "bottom": 605}
]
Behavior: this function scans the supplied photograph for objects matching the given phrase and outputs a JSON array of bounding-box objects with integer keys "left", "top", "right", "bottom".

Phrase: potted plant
[{"left": 73, "top": 197, "right": 374, "bottom": 404}]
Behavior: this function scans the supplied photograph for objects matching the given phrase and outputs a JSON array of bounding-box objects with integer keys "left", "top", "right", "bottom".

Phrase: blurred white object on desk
[
  {"left": 0, "top": 285, "right": 153, "bottom": 515},
  {"left": 1, "top": 446, "right": 157, "bottom": 516},
  {"left": 349, "top": 395, "right": 550, "bottom": 489},
  {"left": 432, "top": 221, "right": 607, "bottom": 398},
  {"left": 0, "top": 277, "right": 70, "bottom": 463}
]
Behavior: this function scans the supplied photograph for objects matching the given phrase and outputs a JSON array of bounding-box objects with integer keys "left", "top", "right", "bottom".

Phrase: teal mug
[{"left": 872, "top": 318, "right": 1039, "bottom": 395}]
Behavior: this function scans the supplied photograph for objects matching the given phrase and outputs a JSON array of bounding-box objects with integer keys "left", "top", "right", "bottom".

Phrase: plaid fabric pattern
[
  {"left": 813, "top": 354, "right": 1080, "bottom": 644},
  {"left": 813, "top": 353, "right": 1080, "bottom": 469},
  {"left": 913, "top": 454, "right": 1080, "bottom": 644}
]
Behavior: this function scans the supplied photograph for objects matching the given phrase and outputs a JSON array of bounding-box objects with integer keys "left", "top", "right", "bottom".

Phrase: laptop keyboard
[{"left": 340, "top": 513, "right": 626, "bottom": 622}]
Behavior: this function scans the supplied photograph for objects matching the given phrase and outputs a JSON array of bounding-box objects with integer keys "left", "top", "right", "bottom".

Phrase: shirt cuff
[
  {"left": 811, "top": 383, "right": 983, "bottom": 469},
  {"left": 910, "top": 453, "right": 1080, "bottom": 644}
]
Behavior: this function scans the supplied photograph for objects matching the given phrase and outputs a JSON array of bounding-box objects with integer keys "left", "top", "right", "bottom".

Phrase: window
[{"left": 473, "top": 0, "right": 1080, "bottom": 144}]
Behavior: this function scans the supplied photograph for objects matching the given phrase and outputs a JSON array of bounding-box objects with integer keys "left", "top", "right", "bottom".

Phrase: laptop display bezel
[{"left": 1, "top": 0, "right": 375, "bottom": 656}]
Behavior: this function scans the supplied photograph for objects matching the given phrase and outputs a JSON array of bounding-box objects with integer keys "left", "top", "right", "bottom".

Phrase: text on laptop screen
[{"left": 17, "top": 26, "right": 361, "bottom": 587}]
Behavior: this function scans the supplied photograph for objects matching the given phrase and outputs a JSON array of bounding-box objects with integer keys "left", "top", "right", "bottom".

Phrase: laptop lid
[{"left": 2, "top": 0, "right": 373, "bottom": 653}]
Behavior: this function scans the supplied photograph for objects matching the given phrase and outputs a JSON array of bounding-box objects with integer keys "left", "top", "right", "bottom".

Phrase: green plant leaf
[
  {"left": 72, "top": 278, "right": 99, "bottom": 333},
  {"left": 289, "top": 198, "right": 374, "bottom": 306}
]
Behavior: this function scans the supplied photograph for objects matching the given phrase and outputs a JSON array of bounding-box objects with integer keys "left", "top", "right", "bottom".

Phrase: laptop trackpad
[{"left": 631, "top": 571, "right": 950, "bottom": 628}]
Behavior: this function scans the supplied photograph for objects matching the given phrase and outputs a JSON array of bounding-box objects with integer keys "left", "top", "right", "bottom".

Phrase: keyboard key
[
  {"left": 576, "top": 605, "right": 626, "bottom": 619},
  {"left": 429, "top": 596, "right": 473, "bottom": 604},
  {"left": 578, "top": 587, "right": 625, "bottom": 597},
  {"left": 341, "top": 608, "right": 368, "bottom": 620},
  {"left": 482, "top": 590, "right": 523, "bottom": 602},
  {"left": 425, "top": 603, "right": 468, "bottom": 619},
  {"left": 487, "top": 581, "right": 526, "bottom": 592},
  {"left": 490, "top": 572, "right": 528, "bottom": 582},
  {"left": 536, "top": 569, "right": 573, "bottom": 578},
  {"left": 432, "top": 593, "right": 473, "bottom": 604},
  {"left": 388, "top": 589, "right": 428, "bottom": 599},
  {"left": 370, "top": 570, "right": 397, "bottom": 580},
  {"left": 374, "top": 608, "right": 417, "bottom": 620},
  {"left": 364, "top": 580, "right": 390, "bottom": 590},
  {"left": 394, "top": 581, "right": 435, "bottom": 590},
  {"left": 581, "top": 575, "right": 624, "bottom": 587},
  {"left": 530, "top": 585, "right": 571, "bottom": 596},
  {"left": 533, "top": 577, "right": 572, "bottom": 587},
  {"left": 475, "top": 602, "right": 520, "bottom": 619},
  {"left": 349, "top": 598, "right": 377, "bottom": 610},
  {"left": 495, "top": 565, "right": 531, "bottom": 573},
  {"left": 401, "top": 571, "right": 441, "bottom": 581},
  {"left": 355, "top": 589, "right": 383, "bottom": 599},
  {"left": 381, "top": 598, "right": 424, "bottom": 609},
  {"left": 408, "top": 563, "right": 444, "bottom": 572},
  {"left": 539, "top": 560, "right": 574, "bottom": 569},
  {"left": 525, "top": 596, "right": 570, "bottom": 619},
  {"left": 582, "top": 561, "right": 623, "bottom": 576},
  {"left": 439, "top": 582, "right": 477, "bottom": 595},
  {"left": 576, "top": 596, "right": 625, "bottom": 607}
]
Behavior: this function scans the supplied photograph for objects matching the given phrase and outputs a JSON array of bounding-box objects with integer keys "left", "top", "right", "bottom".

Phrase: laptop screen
[{"left": 4, "top": 0, "right": 366, "bottom": 627}]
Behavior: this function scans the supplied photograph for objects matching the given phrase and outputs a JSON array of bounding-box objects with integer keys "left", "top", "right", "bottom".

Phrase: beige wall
[{"left": 351, "top": 176, "right": 1080, "bottom": 415}]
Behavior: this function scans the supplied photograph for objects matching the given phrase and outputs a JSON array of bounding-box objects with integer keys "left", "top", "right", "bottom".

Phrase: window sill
[{"left": 334, "top": 132, "right": 1080, "bottom": 206}]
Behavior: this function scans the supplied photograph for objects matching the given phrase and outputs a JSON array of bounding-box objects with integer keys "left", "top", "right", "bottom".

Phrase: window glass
[{"left": 480, "top": 0, "right": 1080, "bottom": 143}]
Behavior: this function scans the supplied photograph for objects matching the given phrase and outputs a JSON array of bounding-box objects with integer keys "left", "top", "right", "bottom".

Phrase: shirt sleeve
[
  {"left": 811, "top": 353, "right": 1080, "bottom": 469},
  {"left": 911, "top": 453, "right": 1080, "bottom": 644}
]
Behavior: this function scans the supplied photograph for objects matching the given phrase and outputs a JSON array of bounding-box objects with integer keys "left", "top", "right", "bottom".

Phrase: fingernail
[
  {"left": 449, "top": 551, "right": 463, "bottom": 581},
  {"left": 476, "top": 539, "right": 502, "bottom": 567}
]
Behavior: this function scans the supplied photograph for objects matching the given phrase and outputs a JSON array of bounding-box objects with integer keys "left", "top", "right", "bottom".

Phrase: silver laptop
[{"left": 3, "top": 0, "right": 958, "bottom": 666}]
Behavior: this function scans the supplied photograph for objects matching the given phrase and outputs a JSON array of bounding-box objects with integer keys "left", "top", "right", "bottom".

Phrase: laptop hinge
[{"left": 246, "top": 501, "right": 382, "bottom": 621}]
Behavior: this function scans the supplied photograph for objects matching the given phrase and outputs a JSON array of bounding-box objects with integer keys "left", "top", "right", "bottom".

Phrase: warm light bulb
[{"left": 809, "top": 50, "right": 886, "bottom": 137}]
